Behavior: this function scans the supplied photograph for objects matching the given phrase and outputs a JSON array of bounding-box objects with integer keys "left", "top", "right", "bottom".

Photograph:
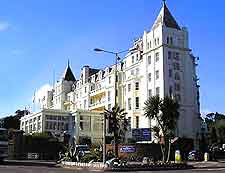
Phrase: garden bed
[
  {"left": 62, "top": 161, "right": 193, "bottom": 171},
  {"left": 107, "top": 162, "right": 193, "bottom": 171}
]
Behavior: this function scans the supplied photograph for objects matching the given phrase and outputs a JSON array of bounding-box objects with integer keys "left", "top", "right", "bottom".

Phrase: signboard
[
  {"left": 132, "top": 128, "right": 151, "bottom": 141},
  {"left": 120, "top": 146, "right": 136, "bottom": 153}
]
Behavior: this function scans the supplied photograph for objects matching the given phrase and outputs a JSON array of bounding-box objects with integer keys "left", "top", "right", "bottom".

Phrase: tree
[
  {"left": 104, "top": 106, "right": 128, "bottom": 158},
  {"left": 143, "top": 96, "right": 165, "bottom": 161},
  {"left": 205, "top": 112, "right": 225, "bottom": 146},
  {"left": 0, "top": 109, "right": 30, "bottom": 130},
  {"left": 160, "top": 96, "right": 179, "bottom": 162},
  {"left": 144, "top": 96, "right": 180, "bottom": 162}
]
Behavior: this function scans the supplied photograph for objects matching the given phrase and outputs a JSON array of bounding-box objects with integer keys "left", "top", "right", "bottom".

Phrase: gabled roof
[
  {"left": 152, "top": 2, "right": 180, "bottom": 30},
  {"left": 63, "top": 63, "right": 76, "bottom": 82}
]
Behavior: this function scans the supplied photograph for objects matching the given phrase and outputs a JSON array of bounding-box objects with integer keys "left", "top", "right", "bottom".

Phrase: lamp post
[
  {"left": 94, "top": 47, "right": 137, "bottom": 163},
  {"left": 94, "top": 48, "right": 137, "bottom": 106}
]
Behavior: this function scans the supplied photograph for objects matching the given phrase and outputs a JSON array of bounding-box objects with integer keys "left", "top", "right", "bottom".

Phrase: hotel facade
[{"left": 20, "top": 2, "right": 201, "bottom": 143}]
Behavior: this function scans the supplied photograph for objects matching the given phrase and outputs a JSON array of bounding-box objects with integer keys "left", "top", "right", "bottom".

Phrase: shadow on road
[{"left": 2, "top": 160, "right": 59, "bottom": 168}]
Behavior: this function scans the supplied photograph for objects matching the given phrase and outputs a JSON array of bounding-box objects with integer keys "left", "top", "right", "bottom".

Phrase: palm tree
[
  {"left": 144, "top": 96, "right": 180, "bottom": 162},
  {"left": 104, "top": 105, "right": 128, "bottom": 158},
  {"left": 143, "top": 96, "right": 166, "bottom": 161},
  {"left": 160, "top": 96, "right": 179, "bottom": 162}
]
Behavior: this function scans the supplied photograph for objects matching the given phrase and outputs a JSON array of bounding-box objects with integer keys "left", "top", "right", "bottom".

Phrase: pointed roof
[
  {"left": 152, "top": 2, "right": 180, "bottom": 30},
  {"left": 62, "top": 61, "right": 76, "bottom": 82}
]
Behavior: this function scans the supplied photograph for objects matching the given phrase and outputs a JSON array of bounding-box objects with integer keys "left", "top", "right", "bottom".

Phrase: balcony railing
[{"left": 89, "top": 100, "right": 106, "bottom": 109}]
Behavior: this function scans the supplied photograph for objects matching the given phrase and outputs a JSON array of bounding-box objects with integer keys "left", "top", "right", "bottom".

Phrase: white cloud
[
  {"left": 0, "top": 22, "right": 10, "bottom": 32},
  {"left": 32, "top": 84, "right": 53, "bottom": 104}
]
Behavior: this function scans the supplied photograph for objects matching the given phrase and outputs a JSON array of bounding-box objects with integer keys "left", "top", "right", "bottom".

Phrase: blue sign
[
  {"left": 132, "top": 128, "right": 151, "bottom": 141},
  {"left": 120, "top": 146, "right": 136, "bottom": 153}
]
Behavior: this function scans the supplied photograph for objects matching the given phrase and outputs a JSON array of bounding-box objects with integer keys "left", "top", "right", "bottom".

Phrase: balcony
[
  {"left": 89, "top": 99, "right": 106, "bottom": 111},
  {"left": 90, "top": 87, "right": 106, "bottom": 97}
]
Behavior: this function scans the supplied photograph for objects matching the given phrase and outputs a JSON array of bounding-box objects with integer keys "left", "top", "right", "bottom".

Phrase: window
[
  {"left": 136, "top": 68, "right": 139, "bottom": 75},
  {"left": 108, "top": 91, "right": 111, "bottom": 101},
  {"left": 168, "top": 51, "right": 172, "bottom": 59},
  {"left": 154, "top": 39, "right": 157, "bottom": 46},
  {"left": 175, "top": 72, "right": 180, "bottom": 80},
  {"left": 169, "top": 69, "right": 172, "bottom": 78},
  {"left": 135, "top": 116, "right": 139, "bottom": 128},
  {"left": 175, "top": 52, "right": 180, "bottom": 61},
  {"left": 84, "top": 100, "right": 87, "bottom": 109},
  {"left": 128, "top": 98, "right": 132, "bottom": 110},
  {"left": 116, "top": 75, "right": 118, "bottom": 82},
  {"left": 169, "top": 86, "right": 173, "bottom": 96},
  {"left": 128, "top": 117, "right": 131, "bottom": 131},
  {"left": 33, "top": 124, "right": 36, "bottom": 131},
  {"left": 131, "top": 69, "right": 134, "bottom": 75},
  {"left": 136, "top": 54, "right": 139, "bottom": 61},
  {"left": 167, "top": 37, "right": 169, "bottom": 44},
  {"left": 85, "top": 87, "right": 87, "bottom": 93},
  {"left": 148, "top": 73, "right": 151, "bottom": 82},
  {"left": 148, "top": 89, "right": 152, "bottom": 97},
  {"left": 128, "top": 83, "right": 131, "bottom": 92},
  {"left": 157, "top": 38, "right": 159, "bottom": 45},
  {"left": 156, "top": 70, "right": 159, "bottom": 80},
  {"left": 132, "top": 56, "right": 134, "bottom": 63},
  {"left": 37, "top": 122, "right": 41, "bottom": 131},
  {"left": 173, "top": 63, "right": 180, "bottom": 71},
  {"left": 108, "top": 104, "right": 111, "bottom": 110},
  {"left": 155, "top": 52, "right": 159, "bottom": 62},
  {"left": 170, "top": 37, "right": 173, "bottom": 45},
  {"left": 176, "top": 63, "right": 180, "bottom": 70},
  {"left": 156, "top": 87, "right": 160, "bottom": 96},
  {"left": 90, "top": 98, "right": 94, "bottom": 105},
  {"left": 175, "top": 83, "right": 180, "bottom": 91},
  {"left": 150, "top": 41, "right": 152, "bottom": 48},
  {"left": 135, "top": 82, "right": 139, "bottom": 90},
  {"left": 135, "top": 97, "right": 139, "bottom": 109},
  {"left": 148, "top": 55, "right": 151, "bottom": 64},
  {"left": 147, "top": 42, "right": 150, "bottom": 49}
]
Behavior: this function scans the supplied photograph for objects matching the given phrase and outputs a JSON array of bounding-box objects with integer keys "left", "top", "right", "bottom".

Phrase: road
[{"left": 0, "top": 161, "right": 225, "bottom": 173}]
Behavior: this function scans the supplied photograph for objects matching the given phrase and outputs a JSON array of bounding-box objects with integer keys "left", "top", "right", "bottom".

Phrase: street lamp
[
  {"left": 94, "top": 47, "right": 137, "bottom": 164},
  {"left": 94, "top": 47, "right": 137, "bottom": 106}
]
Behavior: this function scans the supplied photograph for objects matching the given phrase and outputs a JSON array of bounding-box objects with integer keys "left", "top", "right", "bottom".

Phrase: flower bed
[
  {"left": 106, "top": 162, "right": 193, "bottom": 171},
  {"left": 62, "top": 161, "right": 193, "bottom": 171}
]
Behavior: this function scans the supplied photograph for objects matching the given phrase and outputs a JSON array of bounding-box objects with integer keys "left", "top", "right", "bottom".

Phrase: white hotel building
[{"left": 20, "top": 2, "right": 201, "bottom": 143}]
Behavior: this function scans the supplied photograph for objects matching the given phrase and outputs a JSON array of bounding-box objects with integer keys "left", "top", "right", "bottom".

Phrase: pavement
[{"left": 0, "top": 160, "right": 224, "bottom": 172}]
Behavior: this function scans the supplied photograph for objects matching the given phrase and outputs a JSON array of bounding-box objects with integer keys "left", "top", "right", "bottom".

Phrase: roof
[
  {"left": 63, "top": 64, "right": 76, "bottom": 82},
  {"left": 152, "top": 2, "right": 180, "bottom": 30}
]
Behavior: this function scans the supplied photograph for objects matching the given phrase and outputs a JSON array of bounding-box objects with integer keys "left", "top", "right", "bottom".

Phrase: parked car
[{"left": 188, "top": 150, "right": 203, "bottom": 161}]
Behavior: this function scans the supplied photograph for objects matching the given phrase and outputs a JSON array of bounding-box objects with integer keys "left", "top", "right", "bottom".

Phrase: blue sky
[{"left": 0, "top": 0, "right": 224, "bottom": 116}]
